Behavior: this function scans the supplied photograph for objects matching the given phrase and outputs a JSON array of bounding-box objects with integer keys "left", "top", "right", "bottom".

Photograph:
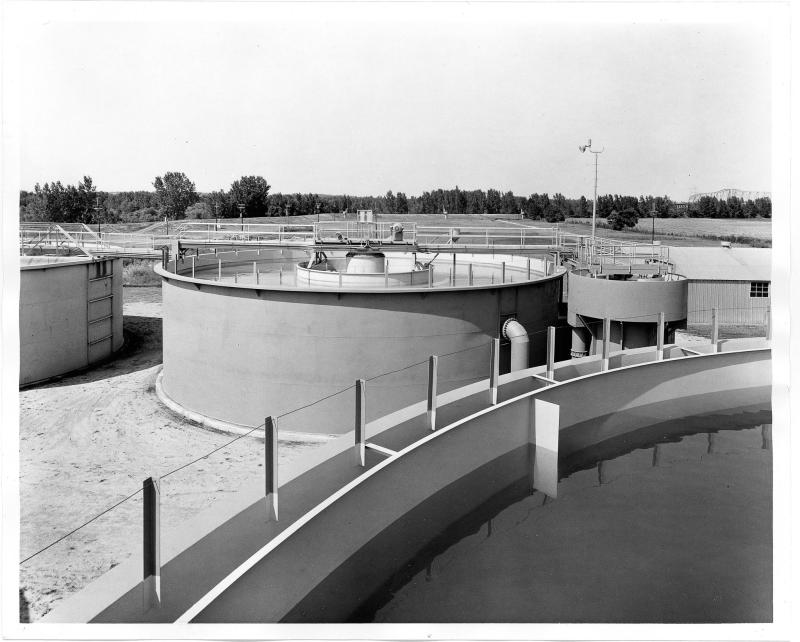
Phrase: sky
[{"left": 6, "top": 3, "right": 777, "bottom": 200}]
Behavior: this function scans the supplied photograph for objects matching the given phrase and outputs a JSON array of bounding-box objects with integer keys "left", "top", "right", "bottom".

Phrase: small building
[{"left": 666, "top": 246, "right": 771, "bottom": 325}]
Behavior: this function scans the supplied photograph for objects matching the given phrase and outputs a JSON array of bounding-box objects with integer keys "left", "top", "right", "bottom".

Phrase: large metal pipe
[{"left": 502, "top": 318, "right": 529, "bottom": 371}]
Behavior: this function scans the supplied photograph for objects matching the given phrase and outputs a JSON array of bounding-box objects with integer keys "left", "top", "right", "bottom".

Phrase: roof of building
[{"left": 666, "top": 246, "right": 771, "bottom": 281}]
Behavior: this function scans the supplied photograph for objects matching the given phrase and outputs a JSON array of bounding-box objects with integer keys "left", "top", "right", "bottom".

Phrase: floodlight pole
[{"left": 579, "top": 139, "right": 604, "bottom": 261}]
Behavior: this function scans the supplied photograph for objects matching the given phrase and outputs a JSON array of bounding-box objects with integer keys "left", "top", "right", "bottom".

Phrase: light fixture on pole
[{"left": 578, "top": 138, "right": 604, "bottom": 254}]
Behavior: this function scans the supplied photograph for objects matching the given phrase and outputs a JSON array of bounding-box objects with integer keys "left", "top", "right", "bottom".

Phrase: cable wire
[{"left": 20, "top": 487, "right": 144, "bottom": 565}]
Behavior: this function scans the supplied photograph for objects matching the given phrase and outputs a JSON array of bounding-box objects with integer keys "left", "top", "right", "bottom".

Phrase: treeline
[{"left": 19, "top": 173, "right": 772, "bottom": 224}]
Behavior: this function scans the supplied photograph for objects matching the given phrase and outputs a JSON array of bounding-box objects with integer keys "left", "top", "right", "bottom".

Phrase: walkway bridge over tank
[{"left": 20, "top": 220, "right": 674, "bottom": 275}]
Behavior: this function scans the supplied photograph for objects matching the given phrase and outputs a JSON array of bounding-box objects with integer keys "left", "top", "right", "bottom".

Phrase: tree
[
  {"left": 608, "top": 208, "right": 639, "bottom": 231},
  {"left": 185, "top": 202, "right": 213, "bottom": 219},
  {"left": 229, "top": 176, "right": 271, "bottom": 218},
  {"left": 395, "top": 191, "right": 409, "bottom": 214},
  {"left": 153, "top": 172, "right": 198, "bottom": 219}
]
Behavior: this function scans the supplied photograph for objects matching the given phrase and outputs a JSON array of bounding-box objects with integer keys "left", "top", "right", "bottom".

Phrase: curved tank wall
[
  {"left": 567, "top": 270, "right": 687, "bottom": 325},
  {"left": 19, "top": 256, "right": 124, "bottom": 386},
  {"left": 567, "top": 269, "right": 688, "bottom": 357},
  {"left": 157, "top": 253, "right": 563, "bottom": 435}
]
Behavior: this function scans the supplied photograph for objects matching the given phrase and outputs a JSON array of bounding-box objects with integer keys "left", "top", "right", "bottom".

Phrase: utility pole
[
  {"left": 651, "top": 201, "right": 656, "bottom": 244},
  {"left": 93, "top": 196, "right": 103, "bottom": 236},
  {"left": 579, "top": 139, "right": 605, "bottom": 255}
]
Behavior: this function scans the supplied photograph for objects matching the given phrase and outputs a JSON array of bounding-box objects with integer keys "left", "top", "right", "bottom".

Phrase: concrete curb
[{"left": 154, "top": 367, "right": 336, "bottom": 443}]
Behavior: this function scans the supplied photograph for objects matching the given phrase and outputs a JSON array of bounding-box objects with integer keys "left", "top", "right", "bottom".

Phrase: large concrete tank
[
  {"left": 156, "top": 249, "right": 563, "bottom": 435},
  {"left": 19, "top": 256, "right": 124, "bottom": 386},
  {"left": 567, "top": 269, "right": 688, "bottom": 357}
]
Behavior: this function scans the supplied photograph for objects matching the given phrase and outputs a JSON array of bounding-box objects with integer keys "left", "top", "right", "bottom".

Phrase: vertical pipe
[
  {"left": 546, "top": 325, "right": 555, "bottom": 380},
  {"left": 142, "top": 476, "right": 161, "bottom": 609},
  {"left": 656, "top": 311, "right": 665, "bottom": 361},
  {"left": 265, "top": 416, "right": 278, "bottom": 521},
  {"left": 490, "top": 337, "right": 500, "bottom": 405},
  {"left": 468, "top": 263, "right": 473, "bottom": 286},
  {"left": 711, "top": 306, "right": 719, "bottom": 352},
  {"left": 501, "top": 262, "right": 506, "bottom": 283},
  {"left": 191, "top": 255, "right": 195, "bottom": 278},
  {"left": 427, "top": 355, "right": 439, "bottom": 431},
  {"left": 384, "top": 260, "right": 388, "bottom": 288},
  {"left": 428, "top": 265, "right": 433, "bottom": 288},
  {"left": 527, "top": 257, "right": 531, "bottom": 280},
  {"left": 218, "top": 259, "right": 222, "bottom": 280},
  {"left": 254, "top": 262, "right": 259, "bottom": 284},
  {"left": 602, "top": 317, "right": 611, "bottom": 371},
  {"left": 765, "top": 306, "right": 771, "bottom": 341},
  {"left": 355, "top": 379, "right": 366, "bottom": 466}
]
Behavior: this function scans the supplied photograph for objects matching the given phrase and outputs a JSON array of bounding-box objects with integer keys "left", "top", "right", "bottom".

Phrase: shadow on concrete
[{"left": 21, "top": 315, "right": 163, "bottom": 390}]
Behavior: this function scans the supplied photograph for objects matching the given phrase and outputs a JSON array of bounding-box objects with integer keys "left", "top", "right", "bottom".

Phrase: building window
[{"left": 750, "top": 281, "right": 769, "bottom": 298}]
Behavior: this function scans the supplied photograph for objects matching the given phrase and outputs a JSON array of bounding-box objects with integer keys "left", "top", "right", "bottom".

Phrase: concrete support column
[
  {"left": 355, "top": 379, "right": 366, "bottom": 466},
  {"left": 601, "top": 317, "right": 611, "bottom": 371},
  {"left": 427, "top": 356, "right": 438, "bottom": 431},
  {"left": 265, "top": 416, "right": 278, "bottom": 521},
  {"left": 711, "top": 306, "right": 719, "bottom": 353},
  {"left": 490, "top": 338, "right": 500, "bottom": 405},
  {"left": 546, "top": 326, "right": 555, "bottom": 380},
  {"left": 570, "top": 325, "right": 590, "bottom": 359},
  {"left": 657, "top": 311, "right": 665, "bottom": 361},
  {"left": 143, "top": 476, "right": 161, "bottom": 610}
]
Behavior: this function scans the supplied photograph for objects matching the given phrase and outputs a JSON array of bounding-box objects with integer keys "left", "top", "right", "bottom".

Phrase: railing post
[
  {"left": 711, "top": 306, "right": 719, "bottom": 353},
  {"left": 765, "top": 306, "right": 771, "bottom": 341},
  {"left": 265, "top": 416, "right": 278, "bottom": 521},
  {"left": 355, "top": 379, "right": 366, "bottom": 466},
  {"left": 427, "top": 355, "right": 439, "bottom": 431},
  {"left": 143, "top": 476, "right": 161, "bottom": 609},
  {"left": 546, "top": 325, "right": 555, "bottom": 380},
  {"left": 490, "top": 337, "right": 500, "bottom": 405},
  {"left": 656, "top": 312, "right": 665, "bottom": 361},
  {"left": 602, "top": 317, "right": 611, "bottom": 371}
]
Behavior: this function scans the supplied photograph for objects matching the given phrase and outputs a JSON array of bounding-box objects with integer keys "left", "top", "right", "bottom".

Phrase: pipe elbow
[{"left": 502, "top": 318, "right": 529, "bottom": 343}]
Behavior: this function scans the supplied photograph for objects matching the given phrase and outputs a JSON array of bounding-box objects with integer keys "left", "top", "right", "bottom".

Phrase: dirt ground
[{"left": 18, "top": 286, "right": 322, "bottom": 622}]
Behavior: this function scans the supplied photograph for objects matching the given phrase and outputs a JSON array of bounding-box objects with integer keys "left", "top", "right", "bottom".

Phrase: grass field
[{"left": 565, "top": 217, "right": 771, "bottom": 245}]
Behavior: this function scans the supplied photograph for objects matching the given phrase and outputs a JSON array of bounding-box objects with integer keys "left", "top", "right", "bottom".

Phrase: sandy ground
[{"left": 18, "top": 286, "right": 322, "bottom": 622}]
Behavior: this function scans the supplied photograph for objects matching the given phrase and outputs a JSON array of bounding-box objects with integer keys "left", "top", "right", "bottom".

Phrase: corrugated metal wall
[{"left": 687, "top": 280, "right": 771, "bottom": 325}]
